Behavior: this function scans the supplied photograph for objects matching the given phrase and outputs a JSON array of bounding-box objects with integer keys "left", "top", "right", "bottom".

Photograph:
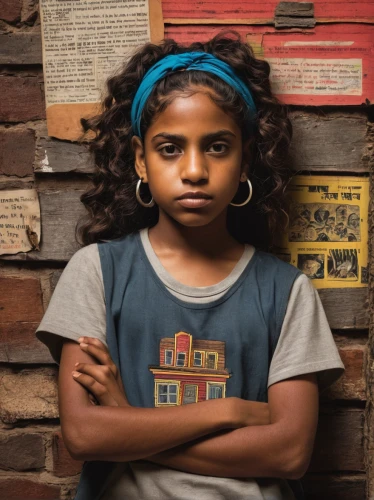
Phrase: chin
[{"left": 172, "top": 213, "right": 219, "bottom": 228}]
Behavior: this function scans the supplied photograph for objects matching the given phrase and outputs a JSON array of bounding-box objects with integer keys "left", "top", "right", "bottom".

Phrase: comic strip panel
[
  {"left": 327, "top": 249, "right": 358, "bottom": 281},
  {"left": 297, "top": 254, "right": 325, "bottom": 280},
  {"left": 289, "top": 203, "right": 361, "bottom": 242}
]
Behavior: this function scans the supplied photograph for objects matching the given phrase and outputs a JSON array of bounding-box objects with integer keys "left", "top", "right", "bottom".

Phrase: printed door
[{"left": 183, "top": 384, "right": 197, "bottom": 404}]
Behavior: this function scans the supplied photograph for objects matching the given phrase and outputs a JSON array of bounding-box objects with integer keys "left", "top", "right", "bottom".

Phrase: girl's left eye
[{"left": 208, "top": 143, "right": 228, "bottom": 154}]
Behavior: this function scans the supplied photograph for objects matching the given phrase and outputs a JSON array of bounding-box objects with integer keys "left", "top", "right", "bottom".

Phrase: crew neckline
[{"left": 139, "top": 228, "right": 255, "bottom": 299}]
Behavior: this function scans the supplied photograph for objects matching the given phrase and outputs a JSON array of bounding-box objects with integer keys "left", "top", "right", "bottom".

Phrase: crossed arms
[{"left": 59, "top": 338, "right": 318, "bottom": 480}]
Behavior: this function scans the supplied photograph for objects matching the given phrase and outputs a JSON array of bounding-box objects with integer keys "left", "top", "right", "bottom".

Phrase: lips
[
  {"left": 176, "top": 191, "right": 213, "bottom": 209},
  {"left": 177, "top": 191, "right": 212, "bottom": 200}
]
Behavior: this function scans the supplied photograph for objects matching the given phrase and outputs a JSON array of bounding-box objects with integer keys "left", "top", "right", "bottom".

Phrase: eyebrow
[{"left": 151, "top": 129, "right": 237, "bottom": 143}]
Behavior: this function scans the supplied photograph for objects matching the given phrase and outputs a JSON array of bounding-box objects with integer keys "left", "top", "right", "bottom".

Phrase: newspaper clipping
[
  {"left": 40, "top": 0, "right": 164, "bottom": 140},
  {"left": 0, "top": 190, "right": 41, "bottom": 255},
  {"left": 277, "top": 176, "right": 369, "bottom": 289}
]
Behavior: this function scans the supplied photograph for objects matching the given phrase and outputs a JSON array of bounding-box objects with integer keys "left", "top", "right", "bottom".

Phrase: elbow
[
  {"left": 61, "top": 413, "right": 96, "bottom": 461},
  {"left": 62, "top": 425, "right": 89, "bottom": 461},
  {"left": 278, "top": 445, "right": 311, "bottom": 480}
]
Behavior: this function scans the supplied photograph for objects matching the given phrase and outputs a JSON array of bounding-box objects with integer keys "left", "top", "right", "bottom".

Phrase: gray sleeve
[
  {"left": 268, "top": 273, "right": 345, "bottom": 392},
  {"left": 35, "top": 244, "right": 106, "bottom": 364}
]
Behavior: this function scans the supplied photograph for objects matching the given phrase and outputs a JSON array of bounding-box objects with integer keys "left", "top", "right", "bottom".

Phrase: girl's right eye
[{"left": 159, "top": 144, "right": 181, "bottom": 156}]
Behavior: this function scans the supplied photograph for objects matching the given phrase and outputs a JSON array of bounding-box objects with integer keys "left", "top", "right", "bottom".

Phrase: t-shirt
[{"left": 36, "top": 230, "right": 344, "bottom": 500}]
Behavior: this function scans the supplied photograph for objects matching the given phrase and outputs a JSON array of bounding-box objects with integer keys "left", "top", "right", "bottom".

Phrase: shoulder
[
  {"left": 256, "top": 250, "right": 299, "bottom": 273},
  {"left": 254, "top": 250, "right": 301, "bottom": 287},
  {"left": 64, "top": 243, "right": 101, "bottom": 278},
  {"left": 97, "top": 233, "right": 140, "bottom": 258}
]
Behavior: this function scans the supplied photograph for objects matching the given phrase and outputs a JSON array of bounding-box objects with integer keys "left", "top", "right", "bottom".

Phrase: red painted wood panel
[
  {"left": 162, "top": 1, "right": 374, "bottom": 23},
  {"left": 165, "top": 24, "right": 374, "bottom": 105}
]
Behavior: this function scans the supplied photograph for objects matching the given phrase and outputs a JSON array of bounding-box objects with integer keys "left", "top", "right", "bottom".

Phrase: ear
[{"left": 131, "top": 136, "right": 148, "bottom": 182}]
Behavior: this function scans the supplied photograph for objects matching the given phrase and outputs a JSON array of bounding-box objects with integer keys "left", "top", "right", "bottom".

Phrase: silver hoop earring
[
  {"left": 136, "top": 179, "right": 155, "bottom": 208},
  {"left": 230, "top": 179, "right": 253, "bottom": 207}
]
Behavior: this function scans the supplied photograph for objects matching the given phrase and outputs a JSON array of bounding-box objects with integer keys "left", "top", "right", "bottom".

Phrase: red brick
[
  {"left": 0, "top": 323, "right": 53, "bottom": 364},
  {"left": 0, "top": 367, "right": 58, "bottom": 423},
  {"left": 52, "top": 431, "right": 83, "bottom": 477},
  {"left": 325, "top": 345, "right": 366, "bottom": 401},
  {"left": 0, "top": 432, "right": 44, "bottom": 471},
  {"left": 0, "top": 277, "right": 44, "bottom": 323},
  {"left": 0, "top": 128, "right": 35, "bottom": 177},
  {"left": 0, "top": 0, "right": 22, "bottom": 23},
  {"left": 0, "top": 478, "right": 60, "bottom": 500},
  {"left": 0, "top": 76, "right": 45, "bottom": 123}
]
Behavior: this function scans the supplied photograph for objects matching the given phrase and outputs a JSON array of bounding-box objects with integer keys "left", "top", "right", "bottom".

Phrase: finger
[
  {"left": 78, "top": 343, "right": 118, "bottom": 378},
  {"left": 74, "top": 362, "right": 114, "bottom": 386},
  {"left": 72, "top": 371, "right": 118, "bottom": 406},
  {"left": 78, "top": 337, "right": 109, "bottom": 354}
]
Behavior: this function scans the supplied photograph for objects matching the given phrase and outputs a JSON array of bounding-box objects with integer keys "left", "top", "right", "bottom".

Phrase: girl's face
[{"left": 133, "top": 90, "right": 246, "bottom": 228}]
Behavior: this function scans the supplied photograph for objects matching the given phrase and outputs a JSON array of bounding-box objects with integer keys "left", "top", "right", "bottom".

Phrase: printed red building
[{"left": 149, "top": 331, "right": 231, "bottom": 407}]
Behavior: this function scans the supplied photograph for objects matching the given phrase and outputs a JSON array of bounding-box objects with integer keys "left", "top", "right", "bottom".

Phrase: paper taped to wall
[
  {"left": 276, "top": 176, "right": 369, "bottom": 288},
  {"left": 0, "top": 189, "right": 41, "bottom": 255}
]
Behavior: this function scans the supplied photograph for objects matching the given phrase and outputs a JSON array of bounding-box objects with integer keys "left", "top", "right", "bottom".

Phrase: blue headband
[{"left": 131, "top": 52, "right": 257, "bottom": 137}]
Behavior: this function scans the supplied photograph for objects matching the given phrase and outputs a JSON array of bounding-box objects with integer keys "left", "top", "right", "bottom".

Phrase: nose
[{"left": 180, "top": 148, "right": 208, "bottom": 184}]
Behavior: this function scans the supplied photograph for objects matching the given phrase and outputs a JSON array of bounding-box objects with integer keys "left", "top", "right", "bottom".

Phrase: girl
[{"left": 36, "top": 32, "right": 344, "bottom": 500}]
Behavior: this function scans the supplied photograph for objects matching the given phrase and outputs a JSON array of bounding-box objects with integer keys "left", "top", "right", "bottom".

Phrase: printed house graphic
[{"left": 149, "top": 331, "right": 231, "bottom": 407}]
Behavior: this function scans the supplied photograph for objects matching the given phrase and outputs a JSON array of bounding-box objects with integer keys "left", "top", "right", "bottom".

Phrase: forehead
[{"left": 145, "top": 91, "right": 241, "bottom": 139}]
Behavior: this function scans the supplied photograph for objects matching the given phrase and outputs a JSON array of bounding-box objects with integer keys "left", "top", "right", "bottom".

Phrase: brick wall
[{"left": 0, "top": 1, "right": 372, "bottom": 498}]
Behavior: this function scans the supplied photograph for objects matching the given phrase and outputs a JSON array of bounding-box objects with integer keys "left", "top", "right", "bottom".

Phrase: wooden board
[
  {"left": 165, "top": 24, "right": 374, "bottom": 106},
  {"left": 302, "top": 474, "right": 366, "bottom": 500},
  {"left": 34, "top": 136, "right": 93, "bottom": 174},
  {"left": 309, "top": 407, "right": 364, "bottom": 472},
  {"left": 162, "top": 0, "right": 374, "bottom": 24},
  {"left": 318, "top": 288, "right": 368, "bottom": 329},
  {"left": 0, "top": 33, "right": 42, "bottom": 65},
  {"left": 32, "top": 111, "right": 370, "bottom": 174},
  {"left": 0, "top": 191, "right": 84, "bottom": 262},
  {"left": 289, "top": 111, "right": 370, "bottom": 173},
  {"left": 0, "top": 190, "right": 368, "bottom": 328}
]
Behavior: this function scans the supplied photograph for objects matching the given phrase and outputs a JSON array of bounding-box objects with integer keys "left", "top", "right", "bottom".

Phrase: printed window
[
  {"left": 206, "top": 352, "right": 218, "bottom": 369},
  {"left": 164, "top": 350, "right": 173, "bottom": 365},
  {"left": 193, "top": 351, "right": 203, "bottom": 367},
  {"left": 207, "top": 383, "right": 224, "bottom": 399},
  {"left": 158, "top": 383, "right": 178, "bottom": 404},
  {"left": 176, "top": 352, "right": 186, "bottom": 366}
]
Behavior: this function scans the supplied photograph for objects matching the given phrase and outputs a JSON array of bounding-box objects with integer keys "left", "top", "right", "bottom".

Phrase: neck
[{"left": 148, "top": 209, "right": 241, "bottom": 257}]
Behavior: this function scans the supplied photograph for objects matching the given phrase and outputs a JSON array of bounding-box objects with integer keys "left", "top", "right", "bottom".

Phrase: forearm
[
  {"left": 63, "top": 399, "right": 236, "bottom": 462},
  {"left": 148, "top": 421, "right": 313, "bottom": 480}
]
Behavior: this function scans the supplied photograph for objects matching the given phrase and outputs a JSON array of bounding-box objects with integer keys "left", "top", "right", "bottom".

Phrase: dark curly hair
[{"left": 77, "top": 31, "right": 292, "bottom": 249}]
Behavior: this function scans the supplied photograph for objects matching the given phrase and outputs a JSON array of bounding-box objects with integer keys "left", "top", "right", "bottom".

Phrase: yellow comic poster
[{"left": 277, "top": 176, "right": 369, "bottom": 289}]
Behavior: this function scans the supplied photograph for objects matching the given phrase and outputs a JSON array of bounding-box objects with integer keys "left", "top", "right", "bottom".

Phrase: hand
[
  {"left": 72, "top": 337, "right": 129, "bottom": 407},
  {"left": 229, "top": 398, "right": 270, "bottom": 427}
]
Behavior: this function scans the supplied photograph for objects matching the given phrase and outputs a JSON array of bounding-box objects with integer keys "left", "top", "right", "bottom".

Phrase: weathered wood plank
[
  {"left": 34, "top": 136, "right": 93, "bottom": 174},
  {"left": 302, "top": 474, "right": 366, "bottom": 500},
  {"left": 0, "top": 191, "right": 84, "bottom": 262},
  {"left": 32, "top": 112, "right": 371, "bottom": 174},
  {"left": 275, "top": 2, "right": 314, "bottom": 17},
  {"left": 289, "top": 112, "right": 370, "bottom": 173},
  {"left": 318, "top": 288, "right": 369, "bottom": 329},
  {"left": 0, "top": 33, "right": 42, "bottom": 65},
  {"left": 309, "top": 408, "right": 364, "bottom": 472}
]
